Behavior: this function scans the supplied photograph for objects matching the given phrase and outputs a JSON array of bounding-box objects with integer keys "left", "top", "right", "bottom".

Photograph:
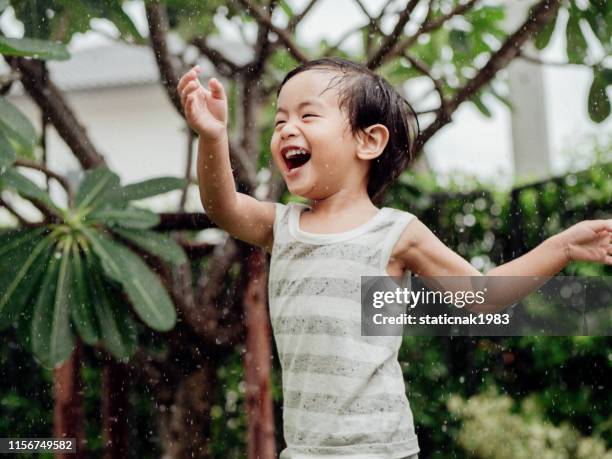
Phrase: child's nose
[{"left": 280, "top": 120, "right": 299, "bottom": 139}]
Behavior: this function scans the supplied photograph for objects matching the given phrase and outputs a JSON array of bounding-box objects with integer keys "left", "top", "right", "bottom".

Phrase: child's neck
[{"left": 306, "top": 188, "right": 378, "bottom": 217}]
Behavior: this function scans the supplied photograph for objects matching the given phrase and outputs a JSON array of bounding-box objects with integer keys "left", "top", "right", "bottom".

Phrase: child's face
[{"left": 271, "top": 69, "right": 369, "bottom": 200}]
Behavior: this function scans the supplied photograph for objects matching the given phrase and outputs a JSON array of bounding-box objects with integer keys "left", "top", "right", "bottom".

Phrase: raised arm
[
  {"left": 397, "top": 218, "right": 612, "bottom": 313},
  {"left": 177, "top": 66, "right": 275, "bottom": 252}
]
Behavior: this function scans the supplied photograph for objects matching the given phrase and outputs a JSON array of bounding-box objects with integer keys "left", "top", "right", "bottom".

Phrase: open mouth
[{"left": 283, "top": 147, "right": 311, "bottom": 171}]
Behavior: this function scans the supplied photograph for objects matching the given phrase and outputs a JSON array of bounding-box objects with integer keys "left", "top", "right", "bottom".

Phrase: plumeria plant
[{"left": 0, "top": 165, "right": 187, "bottom": 368}]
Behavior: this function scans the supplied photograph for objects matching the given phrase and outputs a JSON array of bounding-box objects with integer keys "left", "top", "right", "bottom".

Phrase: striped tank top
[{"left": 269, "top": 201, "right": 421, "bottom": 459}]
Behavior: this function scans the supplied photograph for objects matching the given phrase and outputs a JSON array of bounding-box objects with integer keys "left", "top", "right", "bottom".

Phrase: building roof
[{"left": 2, "top": 35, "right": 251, "bottom": 94}]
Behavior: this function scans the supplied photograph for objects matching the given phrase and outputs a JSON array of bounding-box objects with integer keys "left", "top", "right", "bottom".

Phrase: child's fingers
[
  {"left": 584, "top": 219, "right": 612, "bottom": 234},
  {"left": 177, "top": 65, "right": 202, "bottom": 94},
  {"left": 208, "top": 78, "right": 225, "bottom": 100},
  {"left": 180, "top": 80, "right": 202, "bottom": 107}
]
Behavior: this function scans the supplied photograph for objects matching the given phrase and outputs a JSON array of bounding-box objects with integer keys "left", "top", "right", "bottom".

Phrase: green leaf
[
  {"left": 0, "top": 231, "right": 54, "bottom": 330},
  {"left": 583, "top": 5, "right": 610, "bottom": 45},
  {"left": 112, "top": 227, "right": 188, "bottom": 266},
  {"left": 0, "top": 167, "right": 62, "bottom": 214},
  {"left": 104, "top": 3, "right": 145, "bottom": 44},
  {"left": 0, "top": 126, "right": 17, "bottom": 170},
  {"left": 449, "top": 30, "right": 471, "bottom": 55},
  {"left": 490, "top": 87, "right": 514, "bottom": 111},
  {"left": 0, "top": 226, "right": 47, "bottom": 257},
  {"left": 472, "top": 94, "right": 492, "bottom": 118},
  {"left": 119, "top": 177, "right": 187, "bottom": 202},
  {"left": 0, "top": 98, "right": 37, "bottom": 156},
  {"left": 69, "top": 244, "right": 100, "bottom": 345},
  {"left": 86, "top": 256, "right": 137, "bottom": 360},
  {"left": 87, "top": 207, "right": 161, "bottom": 229},
  {"left": 588, "top": 68, "right": 611, "bottom": 123},
  {"left": 75, "top": 166, "right": 122, "bottom": 212},
  {"left": 534, "top": 8, "right": 558, "bottom": 50},
  {"left": 31, "top": 239, "right": 75, "bottom": 368},
  {"left": 0, "top": 36, "right": 70, "bottom": 60},
  {"left": 83, "top": 227, "right": 177, "bottom": 331},
  {"left": 566, "top": 13, "right": 588, "bottom": 64}
]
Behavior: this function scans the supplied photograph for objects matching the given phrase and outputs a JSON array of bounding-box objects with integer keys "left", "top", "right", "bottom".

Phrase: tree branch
[
  {"left": 323, "top": 23, "right": 366, "bottom": 56},
  {"left": 248, "top": 0, "right": 278, "bottom": 77},
  {"left": 287, "top": 0, "right": 320, "bottom": 32},
  {"left": 155, "top": 212, "right": 214, "bottom": 231},
  {"left": 179, "top": 128, "right": 194, "bottom": 211},
  {"left": 412, "top": 0, "right": 561, "bottom": 155},
  {"left": 186, "top": 237, "right": 245, "bottom": 346},
  {"left": 373, "top": 0, "right": 480, "bottom": 69},
  {"left": 367, "top": 0, "right": 420, "bottom": 69},
  {"left": 0, "top": 197, "right": 34, "bottom": 226},
  {"left": 0, "top": 69, "right": 20, "bottom": 95},
  {"left": 190, "top": 37, "right": 243, "bottom": 77},
  {"left": 145, "top": 1, "right": 183, "bottom": 116},
  {"left": 517, "top": 49, "right": 600, "bottom": 68},
  {"left": 238, "top": 0, "right": 309, "bottom": 64},
  {"left": 147, "top": 3, "right": 257, "bottom": 192},
  {"left": 175, "top": 237, "right": 215, "bottom": 259},
  {"left": 403, "top": 53, "right": 449, "bottom": 116},
  {"left": 228, "top": 138, "right": 258, "bottom": 192},
  {"left": 13, "top": 158, "right": 74, "bottom": 204},
  {"left": 9, "top": 57, "right": 106, "bottom": 170}
]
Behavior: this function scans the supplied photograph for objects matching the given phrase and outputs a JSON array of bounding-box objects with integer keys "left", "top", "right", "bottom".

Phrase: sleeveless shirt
[{"left": 269, "top": 201, "right": 421, "bottom": 459}]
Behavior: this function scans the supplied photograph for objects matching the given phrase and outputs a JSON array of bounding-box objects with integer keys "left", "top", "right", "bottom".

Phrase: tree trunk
[
  {"left": 157, "top": 361, "right": 217, "bottom": 459},
  {"left": 53, "top": 338, "right": 85, "bottom": 459},
  {"left": 102, "top": 358, "right": 130, "bottom": 459},
  {"left": 243, "top": 249, "right": 276, "bottom": 459}
]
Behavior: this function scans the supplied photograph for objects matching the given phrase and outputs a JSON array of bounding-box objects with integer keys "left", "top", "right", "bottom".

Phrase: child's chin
[{"left": 287, "top": 181, "right": 314, "bottom": 198}]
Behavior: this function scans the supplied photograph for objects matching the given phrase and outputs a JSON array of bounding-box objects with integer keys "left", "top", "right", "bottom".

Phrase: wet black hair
[{"left": 278, "top": 57, "right": 420, "bottom": 203}]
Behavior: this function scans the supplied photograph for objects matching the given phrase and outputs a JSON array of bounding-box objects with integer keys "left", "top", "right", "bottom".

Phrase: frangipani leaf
[
  {"left": 0, "top": 168, "right": 62, "bottom": 215},
  {"left": 588, "top": 68, "right": 611, "bottom": 123},
  {"left": 87, "top": 207, "right": 160, "bottom": 229},
  {"left": 0, "top": 126, "right": 17, "bottom": 170},
  {"left": 0, "top": 98, "right": 37, "bottom": 156},
  {"left": 0, "top": 36, "right": 70, "bottom": 60},
  {"left": 75, "top": 167, "right": 122, "bottom": 212},
  {"left": 31, "top": 239, "right": 75, "bottom": 368},
  {"left": 86, "top": 257, "right": 137, "bottom": 360},
  {"left": 119, "top": 177, "right": 187, "bottom": 202},
  {"left": 112, "top": 227, "right": 188, "bottom": 266},
  {"left": 69, "top": 244, "right": 100, "bottom": 345},
  {"left": 0, "top": 230, "right": 54, "bottom": 330},
  {"left": 82, "top": 227, "right": 176, "bottom": 331},
  {"left": 566, "top": 11, "right": 588, "bottom": 64}
]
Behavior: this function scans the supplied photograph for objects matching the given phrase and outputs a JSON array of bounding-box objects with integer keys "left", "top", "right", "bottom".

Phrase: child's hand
[
  {"left": 177, "top": 66, "right": 227, "bottom": 142},
  {"left": 557, "top": 219, "right": 612, "bottom": 264}
]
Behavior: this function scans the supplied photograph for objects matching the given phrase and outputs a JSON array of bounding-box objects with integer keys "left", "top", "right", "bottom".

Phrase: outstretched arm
[
  {"left": 397, "top": 218, "right": 612, "bottom": 313},
  {"left": 177, "top": 66, "right": 275, "bottom": 252}
]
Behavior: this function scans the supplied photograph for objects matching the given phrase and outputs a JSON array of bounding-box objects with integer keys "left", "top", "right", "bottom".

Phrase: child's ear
[{"left": 355, "top": 124, "right": 389, "bottom": 161}]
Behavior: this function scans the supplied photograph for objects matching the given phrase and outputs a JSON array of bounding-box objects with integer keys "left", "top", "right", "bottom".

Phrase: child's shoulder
[{"left": 387, "top": 207, "right": 427, "bottom": 259}]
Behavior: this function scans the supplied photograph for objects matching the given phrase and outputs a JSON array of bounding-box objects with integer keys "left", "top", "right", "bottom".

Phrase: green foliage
[
  {"left": 588, "top": 66, "right": 612, "bottom": 123},
  {"left": 83, "top": 227, "right": 176, "bottom": 332},
  {"left": 0, "top": 167, "right": 63, "bottom": 215},
  {"left": 0, "top": 165, "right": 186, "bottom": 367},
  {"left": 10, "top": 0, "right": 143, "bottom": 44},
  {"left": 448, "top": 386, "right": 612, "bottom": 459},
  {"left": 0, "top": 98, "right": 38, "bottom": 163},
  {"left": 0, "top": 35, "right": 69, "bottom": 59}
]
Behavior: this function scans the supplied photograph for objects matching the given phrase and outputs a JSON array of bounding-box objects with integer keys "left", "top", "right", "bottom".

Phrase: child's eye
[
  {"left": 303, "top": 113, "right": 318, "bottom": 119},
  {"left": 274, "top": 120, "right": 286, "bottom": 127}
]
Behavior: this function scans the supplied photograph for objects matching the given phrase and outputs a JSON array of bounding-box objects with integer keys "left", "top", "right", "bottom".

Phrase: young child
[{"left": 177, "top": 57, "right": 612, "bottom": 459}]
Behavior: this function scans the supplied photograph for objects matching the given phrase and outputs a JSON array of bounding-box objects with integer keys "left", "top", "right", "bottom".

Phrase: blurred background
[{"left": 0, "top": 0, "right": 610, "bottom": 458}]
